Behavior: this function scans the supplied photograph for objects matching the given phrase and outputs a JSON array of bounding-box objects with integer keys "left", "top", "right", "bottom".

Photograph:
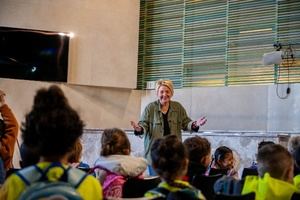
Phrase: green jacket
[{"left": 138, "top": 100, "right": 194, "bottom": 162}]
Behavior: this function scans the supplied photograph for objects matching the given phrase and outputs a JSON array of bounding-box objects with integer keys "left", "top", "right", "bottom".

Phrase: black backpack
[{"left": 16, "top": 163, "right": 88, "bottom": 200}]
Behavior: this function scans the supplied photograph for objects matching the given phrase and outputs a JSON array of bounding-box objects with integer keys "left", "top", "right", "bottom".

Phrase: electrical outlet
[{"left": 146, "top": 81, "right": 156, "bottom": 89}]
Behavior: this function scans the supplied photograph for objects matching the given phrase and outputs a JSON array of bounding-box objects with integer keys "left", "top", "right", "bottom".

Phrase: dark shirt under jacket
[{"left": 162, "top": 111, "right": 170, "bottom": 136}]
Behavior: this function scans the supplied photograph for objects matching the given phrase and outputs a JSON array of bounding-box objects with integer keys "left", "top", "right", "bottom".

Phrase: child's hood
[{"left": 94, "top": 155, "right": 148, "bottom": 177}]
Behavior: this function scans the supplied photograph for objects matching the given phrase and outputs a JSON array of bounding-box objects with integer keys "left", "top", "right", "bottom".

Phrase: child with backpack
[
  {"left": 93, "top": 128, "right": 147, "bottom": 198},
  {"left": 145, "top": 135, "right": 206, "bottom": 199},
  {"left": 0, "top": 85, "right": 102, "bottom": 200}
]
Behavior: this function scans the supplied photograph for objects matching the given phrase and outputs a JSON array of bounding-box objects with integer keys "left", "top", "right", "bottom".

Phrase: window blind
[
  {"left": 183, "top": 0, "right": 227, "bottom": 87},
  {"left": 138, "top": 0, "right": 184, "bottom": 89},
  {"left": 227, "top": 0, "right": 276, "bottom": 86},
  {"left": 276, "top": 0, "right": 300, "bottom": 84},
  {"left": 137, "top": 0, "right": 300, "bottom": 89}
]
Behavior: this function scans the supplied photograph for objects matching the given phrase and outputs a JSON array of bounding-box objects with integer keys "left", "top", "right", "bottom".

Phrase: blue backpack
[{"left": 16, "top": 163, "right": 88, "bottom": 200}]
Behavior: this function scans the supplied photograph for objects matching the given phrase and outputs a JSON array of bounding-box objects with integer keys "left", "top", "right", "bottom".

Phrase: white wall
[
  {"left": 268, "top": 84, "right": 300, "bottom": 131},
  {"left": 141, "top": 83, "right": 300, "bottom": 132}
]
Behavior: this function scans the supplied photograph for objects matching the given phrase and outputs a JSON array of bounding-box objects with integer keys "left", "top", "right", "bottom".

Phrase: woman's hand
[
  {"left": 130, "top": 121, "right": 142, "bottom": 132},
  {"left": 196, "top": 116, "right": 207, "bottom": 127}
]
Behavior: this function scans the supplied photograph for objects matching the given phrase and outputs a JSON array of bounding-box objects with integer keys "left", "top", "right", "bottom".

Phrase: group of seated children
[
  {"left": 214, "top": 142, "right": 300, "bottom": 199},
  {"left": 1, "top": 84, "right": 300, "bottom": 200},
  {"left": 183, "top": 136, "right": 238, "bottom": 180}
]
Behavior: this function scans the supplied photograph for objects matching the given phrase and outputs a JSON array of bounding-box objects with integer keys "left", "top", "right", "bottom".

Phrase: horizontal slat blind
[
  {"left": 137, "top": 0, "right": 300, "bottom": 89},
  {"left": 227, "top": 0, "right": 276, "bottom": 85},
  {"left": 183, "top": 0, "right": 227, "bottom": 87},
  {"left": 276, "top": 0, "right": 300, "bottom": 83},
  {"left": 138, "top": 0, "right": 184, "bottom": 89}
]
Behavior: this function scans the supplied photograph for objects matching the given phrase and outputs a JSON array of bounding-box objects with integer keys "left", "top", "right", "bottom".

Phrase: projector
[{"left": 262, "top": 51, "right": 283, "bottom": 65}]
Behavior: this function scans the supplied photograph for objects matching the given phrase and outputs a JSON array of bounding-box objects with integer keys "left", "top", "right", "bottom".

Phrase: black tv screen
[{"left": 0, "top": 26, "right": 70, "bottom": 82}]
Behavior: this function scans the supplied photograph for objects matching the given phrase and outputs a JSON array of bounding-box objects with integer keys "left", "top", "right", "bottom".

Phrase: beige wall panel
[{"left": 0, "top": 0, "right": 140, "bottom": 88}]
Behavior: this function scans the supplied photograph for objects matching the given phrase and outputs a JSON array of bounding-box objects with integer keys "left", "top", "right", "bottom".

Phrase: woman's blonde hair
[{"left": 155, "top": 79, "right": 174, "bottom": 95}]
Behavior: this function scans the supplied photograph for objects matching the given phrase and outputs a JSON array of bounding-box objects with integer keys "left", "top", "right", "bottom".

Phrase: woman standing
[{"left": 131, "top": 79, "right": 206, "bottom": 174}]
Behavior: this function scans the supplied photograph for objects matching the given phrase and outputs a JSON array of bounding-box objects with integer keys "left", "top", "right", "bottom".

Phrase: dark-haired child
[
  {"left": 183, "top": 136, "right": 211, "bottom": 181},
  {"left": 145, "top": 135, "right": 206, "bottom": 199},
  {"left": 208, "top": 146, "right": 238, "bottom": 178}
]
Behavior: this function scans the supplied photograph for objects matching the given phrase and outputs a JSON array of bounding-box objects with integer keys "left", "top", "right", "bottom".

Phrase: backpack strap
[
  {"left": 149, "top": 186, "right": 170, "bottom": 198},
  {"left": 148, "top": 181, "right": 198, "bottom": 198},
  {"left": 91, "top": 165, "right": 118, "bottom": 175},
  {"left": 67, "top": 167, "right": 89, "bottom": 188},
  {"left": 39, "top": 162, "right": 69, "bottom": 182},
  {"left": 16, "top": 163, "right": 88, "bottom": 189},
  {"left": 16, "top": 165, "right": 43, "bottom": 186}
]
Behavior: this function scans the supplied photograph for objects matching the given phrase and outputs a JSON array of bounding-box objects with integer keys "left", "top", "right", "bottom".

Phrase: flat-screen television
[{"left": 0, "top": 26, "right": 70, "bottom": 82}]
